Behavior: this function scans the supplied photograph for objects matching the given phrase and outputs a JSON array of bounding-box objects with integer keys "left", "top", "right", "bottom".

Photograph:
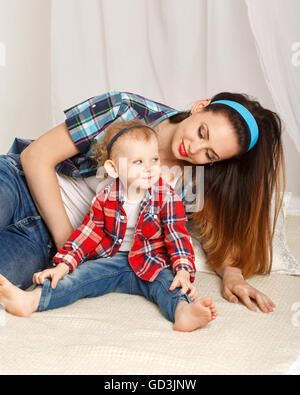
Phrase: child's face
[{"left": 117, "top": 137, "right": 161, "bottom": 191}]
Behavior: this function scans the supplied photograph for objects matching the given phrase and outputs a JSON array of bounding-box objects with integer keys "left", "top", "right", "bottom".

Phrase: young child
[{"left": 0, "top": 120, "right": 217, "bottom": 332}]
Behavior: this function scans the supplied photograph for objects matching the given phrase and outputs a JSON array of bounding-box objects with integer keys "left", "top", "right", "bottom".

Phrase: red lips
[{"left": 179, "top": 140, "right": 188, "bottom": 158}]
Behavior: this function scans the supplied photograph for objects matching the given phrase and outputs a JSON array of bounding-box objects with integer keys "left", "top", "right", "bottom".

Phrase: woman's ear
[
  {"left": 104, "top": 160, "right": 119, "bottom": 178},
  {"left": 191, "top": 98, "right": 211, "bottom": 113}
]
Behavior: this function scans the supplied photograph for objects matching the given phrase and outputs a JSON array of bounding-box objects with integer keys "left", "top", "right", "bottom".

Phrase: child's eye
[
  {"left": 134, "top": 160, "right": 143, "bottom": 165},
  {"left": 152, "top": 157, "right": 159, "bottom": 162}
]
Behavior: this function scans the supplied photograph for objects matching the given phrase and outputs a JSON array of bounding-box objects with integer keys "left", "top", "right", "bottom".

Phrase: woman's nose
[{"left": 188, "top": 141, "right": 204, "bottom": 155}]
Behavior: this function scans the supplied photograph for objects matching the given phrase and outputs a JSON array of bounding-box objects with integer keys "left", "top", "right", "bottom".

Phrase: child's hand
[
  {"left": 33, "top": 263, "right": 69, "bottom": 290},
  {"left": 169, "top": 269, "right": 199, "bottom": 301}
]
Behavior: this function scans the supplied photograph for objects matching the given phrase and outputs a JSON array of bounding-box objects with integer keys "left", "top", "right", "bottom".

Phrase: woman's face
[{"left": 171, "top": 100, "right": 241, "bottom": 165}]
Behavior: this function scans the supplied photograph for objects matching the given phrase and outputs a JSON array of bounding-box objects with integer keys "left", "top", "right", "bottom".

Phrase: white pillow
[{"left": 191, "top": 192, "right": 300, "bottom": 275}]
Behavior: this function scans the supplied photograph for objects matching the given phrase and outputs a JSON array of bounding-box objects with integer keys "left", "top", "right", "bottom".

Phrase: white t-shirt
[
  {"left": 118, "top": 195, "right": 144, "bottom": 252},
  {"left": 55, "top": 173, "right": 108, "bottom": 230}
]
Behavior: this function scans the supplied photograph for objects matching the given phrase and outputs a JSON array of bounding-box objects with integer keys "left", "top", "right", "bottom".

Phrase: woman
[{"left": 0, "top": 90, "right": 285, "bottom": 313}]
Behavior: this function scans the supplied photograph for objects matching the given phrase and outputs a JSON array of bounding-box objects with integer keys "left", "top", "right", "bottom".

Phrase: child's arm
[
  {"left": 33, "top": 263, "right": 69, "bottom": 289},
  {"left": 160, "top": 192, "right": 196, "bottom": 282},
  {"left": 51, "top": 195, "right": 106, "bottom": 273}
]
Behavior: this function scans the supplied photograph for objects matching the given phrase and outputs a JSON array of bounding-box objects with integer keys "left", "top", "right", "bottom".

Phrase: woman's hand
[
  {"left": 170, "top": 270, "right": 199, "bottom": 301},
  {"left": 221, "top": 267, "right": 276, "bottom": 313},
  {"left": 33, "top": 263, "right": 70, "bottom": 290}
]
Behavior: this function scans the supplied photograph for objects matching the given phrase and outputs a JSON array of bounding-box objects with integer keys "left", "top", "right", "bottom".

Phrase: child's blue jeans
[{"left": 36, "top": 251, "right": 192, "bottom": 323}]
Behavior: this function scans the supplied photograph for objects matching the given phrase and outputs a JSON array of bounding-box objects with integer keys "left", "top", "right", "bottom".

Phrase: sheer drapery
[
  {"left": 51, "top": 0, "right": 208, "bottom": 124},
  {"left": 246, "top": 0, "right": 300, "bottom": 154},
  {"left": 52, "top": 0, "right": 272, "bottom": 122}
]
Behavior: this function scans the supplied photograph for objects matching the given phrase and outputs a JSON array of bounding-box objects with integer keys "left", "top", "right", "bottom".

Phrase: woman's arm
[
  {"left": 20, "top": 122, "right": 80, "bottom": 250},
  {"left": 215, "top": 261, "right": 276, "bottom": 313}
]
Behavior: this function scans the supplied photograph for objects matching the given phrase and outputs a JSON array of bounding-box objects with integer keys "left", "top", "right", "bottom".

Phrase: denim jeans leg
[
  {"left": 0, "top": 163, "right": 18, "bottom": 232},
  {"left": 0, "top": 154, "right": 55, "bottom": 289},
  {"left": 37, "top": 252, "right": 132, "bottom": 312},
  {"left": 130, "top": 267, "right": 192, "bottom": 323}
]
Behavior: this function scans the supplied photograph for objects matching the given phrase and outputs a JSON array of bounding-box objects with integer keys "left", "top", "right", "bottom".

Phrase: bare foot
[
  {"left": 0, "top": 274, "right": 41, "bottom": 317},
  {"left": 174, "top": 297, "right": 217, "bottom": 332}
]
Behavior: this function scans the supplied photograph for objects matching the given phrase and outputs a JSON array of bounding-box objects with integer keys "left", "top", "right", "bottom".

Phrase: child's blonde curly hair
[{"left": 90, "top": 120, "right": 157, "bottom": 168}]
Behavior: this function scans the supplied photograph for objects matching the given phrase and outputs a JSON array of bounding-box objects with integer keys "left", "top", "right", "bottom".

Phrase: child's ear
[{"left": 104, "top": 160, "right": 119, "bottom": 178}]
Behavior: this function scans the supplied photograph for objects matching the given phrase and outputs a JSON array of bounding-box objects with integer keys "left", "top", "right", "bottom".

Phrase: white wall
[{"left": 0, "top": 0, "right": 52, "bottom": 154}]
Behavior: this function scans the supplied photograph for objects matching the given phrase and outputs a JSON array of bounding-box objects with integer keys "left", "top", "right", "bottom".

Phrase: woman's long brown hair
[{"left": 170, "top": 92, "right": 286, "bottom": 279}]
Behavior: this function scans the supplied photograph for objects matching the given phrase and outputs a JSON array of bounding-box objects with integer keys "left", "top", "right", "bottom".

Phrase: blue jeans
[
  {"left": 36, "top": 251, "right": 192, "bottom": 323},
  {"left": 0, "top": 154, "right": 56, "bottom": 289}
]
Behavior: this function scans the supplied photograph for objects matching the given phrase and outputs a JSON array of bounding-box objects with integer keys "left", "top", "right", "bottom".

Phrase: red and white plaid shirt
[{"left": 52, "top": 177, "right": 195, "bottom": 282}]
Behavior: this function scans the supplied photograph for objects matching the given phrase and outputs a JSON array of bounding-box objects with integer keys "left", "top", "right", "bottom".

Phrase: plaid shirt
[
  {"left": 52, "top": 177, "right": 196, "bottom": 282},
  {"left": 8, "top": 91, "right": 183, "bottom": 179}
]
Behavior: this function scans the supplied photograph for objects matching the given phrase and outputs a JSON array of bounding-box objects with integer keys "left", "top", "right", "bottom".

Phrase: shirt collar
[
  {"left": 149, "top": 110, "right": 186, "bottom": 127},
  {"left": 104, "top": 176, "right": 174, "bottom": 207}
]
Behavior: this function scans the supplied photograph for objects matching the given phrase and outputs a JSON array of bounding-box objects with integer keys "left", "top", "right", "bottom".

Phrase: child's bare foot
[
  {"left": 0, "top": 274, "right": 41, "bottom": 317},
  {"left": 174, "top": 297, "right": 217, "bottom": 332}
]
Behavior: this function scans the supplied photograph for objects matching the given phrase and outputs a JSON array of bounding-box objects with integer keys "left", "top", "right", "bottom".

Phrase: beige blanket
[
  {"left": 0, "top": 215, "right": 299, "bottom": 375},
  {"left": 0, "top": 272, "right": 299, "bottom": 375}
]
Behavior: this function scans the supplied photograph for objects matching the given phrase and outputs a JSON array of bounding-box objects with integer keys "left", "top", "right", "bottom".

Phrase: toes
[
  {"left": 200, "top": 297, "right": 213, "bottom": 308},
  {"left": 209, "top": 304, "right": 218, "bottom": 320}
]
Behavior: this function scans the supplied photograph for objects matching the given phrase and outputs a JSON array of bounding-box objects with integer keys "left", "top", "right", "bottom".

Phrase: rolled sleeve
[
  {"left": 161, "top": 193, "right": 196, "bottom": 282},
  {"left": 52, "top": 251, "right": 78, "bottom": 273},
  {"left": 63, "top": 91, "right": 122, "bottom": 154}
]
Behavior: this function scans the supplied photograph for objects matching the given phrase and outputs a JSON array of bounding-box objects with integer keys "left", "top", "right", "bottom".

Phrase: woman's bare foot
[
  {"left": 0, "top": 274, "right": 41, "bottom": 317},
  {"left": 174, "top": 297, "right": 217, "bottom": 332}
]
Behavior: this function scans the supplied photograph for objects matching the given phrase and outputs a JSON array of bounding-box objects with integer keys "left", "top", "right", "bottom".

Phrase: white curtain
[
  {"left": 51, "top": 0, "right": 300, "bottom": 155},
  {"left": 51, "top": 0, "right": 209, "bottom": 124},
  {"left": 246, "top": 0, "right": 300, "bottom": 154}
]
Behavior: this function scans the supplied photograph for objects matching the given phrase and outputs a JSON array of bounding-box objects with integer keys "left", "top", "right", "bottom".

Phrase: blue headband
[
  {"left": 107, "top": 125, "right": 156, "bottom": 156},
  {"left": 210, "top": 100, "right": 259, "bottom": 151}
]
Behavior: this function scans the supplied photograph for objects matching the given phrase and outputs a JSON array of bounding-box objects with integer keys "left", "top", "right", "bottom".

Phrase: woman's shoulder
[
  {"left": 63, "top": 90, "right": 177, "bottom": 124},
  {"left": 119, "top": 91, "right": 175, "bottom": 109},
  {"left": 63, "top": 90, "right": 123, "bottom": 118}
]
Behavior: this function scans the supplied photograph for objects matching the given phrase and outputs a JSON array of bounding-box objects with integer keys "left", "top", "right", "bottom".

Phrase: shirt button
[
  {"left": 118, "top": 238, "right": 123, "bottom": 243},
  {"left": 120, "top": 215, "right": 125, "bottom": 220}
]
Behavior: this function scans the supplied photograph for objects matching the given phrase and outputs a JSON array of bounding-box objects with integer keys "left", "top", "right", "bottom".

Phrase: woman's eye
[
  {"left": 206, "top": 151, "right": 212, "bottom": 161},
  {"left": 198, "top": 127, "right": 205, "bottom": 139}
]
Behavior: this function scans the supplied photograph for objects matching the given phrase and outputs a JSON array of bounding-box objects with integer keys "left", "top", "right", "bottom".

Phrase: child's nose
[{"left": 144, "top": 162, "right": 153, "bottom": 172}]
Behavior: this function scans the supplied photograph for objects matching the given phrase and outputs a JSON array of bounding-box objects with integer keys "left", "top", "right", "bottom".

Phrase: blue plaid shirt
[{"left": 8, "top": 91, "right": 183, "bottom": 179}]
